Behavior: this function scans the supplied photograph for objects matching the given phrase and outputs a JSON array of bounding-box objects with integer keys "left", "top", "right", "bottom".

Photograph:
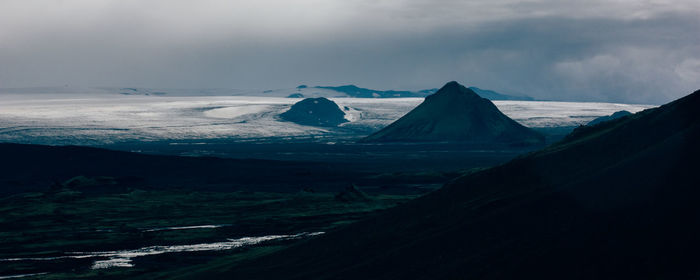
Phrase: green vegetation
[{"left": 0, "top": 188, "right": 419, "bottom": 279}]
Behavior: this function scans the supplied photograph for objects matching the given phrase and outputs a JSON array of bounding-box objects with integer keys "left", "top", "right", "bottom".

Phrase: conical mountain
[
  {"left": 200, "top": 89, "right": 700, "bottom": 279},
  {"left": 361, "top": 81, "right": 544, "bottom": 145}
]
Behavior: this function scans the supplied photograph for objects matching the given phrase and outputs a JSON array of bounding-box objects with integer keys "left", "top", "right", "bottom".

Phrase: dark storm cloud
[{"left": 0, "top": 0, "right": 698, "bottom": 104}]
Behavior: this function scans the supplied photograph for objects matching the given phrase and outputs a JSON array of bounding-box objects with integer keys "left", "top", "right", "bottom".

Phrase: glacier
[{"left": 0, "top": 93, "right": 653, "bottom": 145}]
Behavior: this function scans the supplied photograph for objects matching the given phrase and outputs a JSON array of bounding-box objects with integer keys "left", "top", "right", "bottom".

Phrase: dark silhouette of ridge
[
  {"left": 361, "top": 81, "right": 544, "bottom": 145},
  {"left": 587, "top": 110, "right": 632, "bottom": 126},
  {"left": 203, "top": 89, "right": 700, "bottom": 280}
]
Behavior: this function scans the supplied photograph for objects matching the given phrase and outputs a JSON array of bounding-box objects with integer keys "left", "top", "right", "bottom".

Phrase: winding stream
[{"left": 1, "top": 231, "right": 324, "bottom": 276}]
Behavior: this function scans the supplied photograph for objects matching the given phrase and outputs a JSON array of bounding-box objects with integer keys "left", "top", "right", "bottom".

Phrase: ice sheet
[{"left": 0, "top": 94, "right": 654, "bottom": 145}]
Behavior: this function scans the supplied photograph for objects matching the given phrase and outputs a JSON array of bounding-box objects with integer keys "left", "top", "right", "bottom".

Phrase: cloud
[
  {"left": 675, "top": 58, "right": 700, "bottom": 82},
  {"left": 0, "top": 0, "right": 698, "bottom": 103}
]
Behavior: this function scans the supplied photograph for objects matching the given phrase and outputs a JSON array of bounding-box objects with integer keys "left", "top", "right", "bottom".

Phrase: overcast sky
[{"left": 1, "top": 0, "right": 698, "bottom": 104}]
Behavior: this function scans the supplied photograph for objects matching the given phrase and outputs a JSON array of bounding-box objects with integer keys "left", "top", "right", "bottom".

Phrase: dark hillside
[{"left": 200, "top": 89, "right": 700, "bottom": 280}]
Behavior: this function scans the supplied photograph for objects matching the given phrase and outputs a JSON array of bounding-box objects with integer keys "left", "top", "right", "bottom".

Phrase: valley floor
[
  {"left": 0, "top": 189, "right": 416, "bottom": 279},
  {"left": 0, "top": 142, "right": 521, "bottom": 279}
]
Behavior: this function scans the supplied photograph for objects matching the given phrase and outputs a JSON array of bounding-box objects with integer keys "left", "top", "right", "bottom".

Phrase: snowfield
[{"left": 0, "top": 94, "right": 653, "bottom": 145}]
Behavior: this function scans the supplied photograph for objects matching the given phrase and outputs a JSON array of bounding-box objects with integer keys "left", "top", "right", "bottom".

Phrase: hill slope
[
  {"left": 198, "top": 89, "right": 700, "bottom": 280},
  {"left": 361, "top": 81, "right": 544, "bottom": 145}
]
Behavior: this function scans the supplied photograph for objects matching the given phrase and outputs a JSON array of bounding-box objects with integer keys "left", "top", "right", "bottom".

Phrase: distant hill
[
  {"left": 360, "top": 81, "right": 544, "bottom": 145},
  {"left": 587, "top": 110, "right": 632, "bottom": 126},
  {"left": 279, "top": 97, "right": 348, "bottom": 127},
  {"left": 205, "top": 89, "right": 700, "bottom": 280},
  {"left": 314, "top": 85, "right": 426, "bottom": 98},
  {"left": 287, "top": 93, "right": 304, "bottom": 98}
]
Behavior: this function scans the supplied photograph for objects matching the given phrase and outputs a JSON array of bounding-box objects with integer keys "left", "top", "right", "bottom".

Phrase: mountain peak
[
  {"left": 360, "top": 82, "right": 544, "bottom": 145},
  {"left": 431, "top": 81, "right": 481, "bottom": 100},
  {"left": 443, "top": 80, "right": 461, "bottom": 88}
]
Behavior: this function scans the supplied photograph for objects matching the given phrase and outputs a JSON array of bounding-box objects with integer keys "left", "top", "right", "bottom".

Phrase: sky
[{"left": 0, "top": 0, "right": 698, "bottom": 104}]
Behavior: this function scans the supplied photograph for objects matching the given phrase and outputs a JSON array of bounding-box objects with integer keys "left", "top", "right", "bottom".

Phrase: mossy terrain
[{"left": 0, "top": 188, "right": 417, "bottom": 279}]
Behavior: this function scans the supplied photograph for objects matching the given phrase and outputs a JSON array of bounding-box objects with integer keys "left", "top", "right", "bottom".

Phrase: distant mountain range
[
  {"left": 201, "top": 89, "right": 700, "bottom": 279},
  {"left": 314, "top": 84, "right": 532, "bottom": 100},
  {"left": 0, "top": 84, "right": 534, "bottom": 101},
  {"left": 361, "top": 81, "right": 544, "bottom": 145},
  {"left": 314, "top": 85, "right": 430, "bottom": 98}
]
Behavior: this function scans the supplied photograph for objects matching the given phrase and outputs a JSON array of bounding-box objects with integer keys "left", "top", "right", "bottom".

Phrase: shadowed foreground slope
[{"left": 196, "top": 89, "right": 700, "bottom": 279}]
